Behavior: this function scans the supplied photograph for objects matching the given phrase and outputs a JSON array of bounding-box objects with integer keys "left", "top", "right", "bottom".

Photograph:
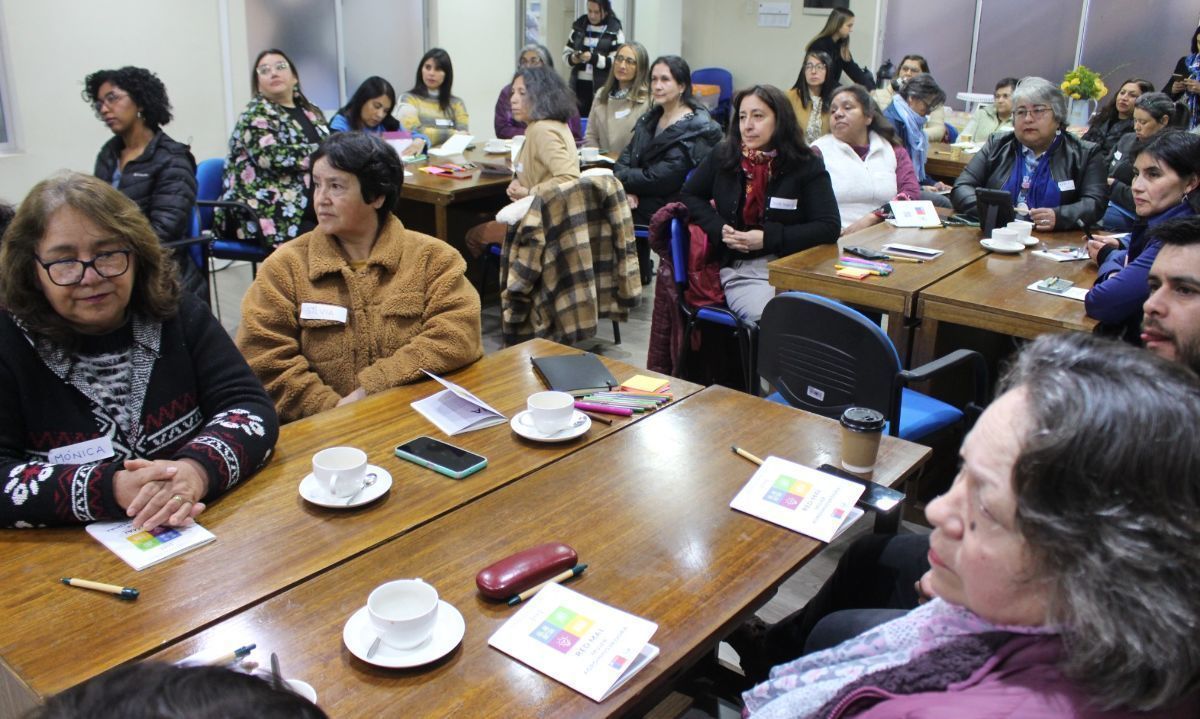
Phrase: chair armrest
[
  {"left": 162, "top": 237, "right": 213, "bottom": 251},
  {"left": 195, "top": 200, "right": 268, "bottom": 247},
  {"left": 900, "top": 348, "right": 989, "bottom": 415}
]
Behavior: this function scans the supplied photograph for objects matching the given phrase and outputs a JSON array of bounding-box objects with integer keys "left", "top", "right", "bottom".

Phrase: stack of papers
[
  {"left": 730, "top": 457, "right": 865, "bottom": 542},
  {"left": 429, "top": 134, "right": 473, "bottom": 157},
  {"left": 489, "top": 583, "right": 658, "bottom": 701}
]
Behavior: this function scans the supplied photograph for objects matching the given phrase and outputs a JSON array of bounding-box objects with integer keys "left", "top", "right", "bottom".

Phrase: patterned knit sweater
[{"left": 0, "top": 295, "right": 279, "bottom": 528}]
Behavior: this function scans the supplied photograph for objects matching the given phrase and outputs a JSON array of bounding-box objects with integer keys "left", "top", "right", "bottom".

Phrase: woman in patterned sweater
[
  {"left": 0, "top": 173, "right": 278, "bottom": 529},
  {"left": 400, "top": 48, "right": 469, "bottom": 148}
]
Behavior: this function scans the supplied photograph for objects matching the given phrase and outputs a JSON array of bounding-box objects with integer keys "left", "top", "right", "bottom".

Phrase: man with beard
[{"left": 1143, "top": 216, "right": 1200, "bottom": 373}]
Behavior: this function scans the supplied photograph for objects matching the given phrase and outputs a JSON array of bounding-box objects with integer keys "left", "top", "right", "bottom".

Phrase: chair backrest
[
  {"left": 691, "top": 67, "right": 733, "bottom": 101},
  {"left": 669, "top": 217, "right": 689, "bottom": 287},
  {"left": 194, "top": 158, "right": 226, "bottom": 233},
  {"left": 758, "top": 292, "right": 903, "bottom": 431}
]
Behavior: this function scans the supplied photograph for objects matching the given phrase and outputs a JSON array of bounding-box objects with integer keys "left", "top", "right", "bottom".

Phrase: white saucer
[
  {"left": 343, "top": 601, "right": 464, "bottom": 668},
  {"left": 510, "top": 409, "right": 591, "bottom": 443},
  {"left": 1019, "top": 234, "right": 1040, "bottom": 247},
  {"left": 980, "top": 238, "right": 1024, "bottom": 254},
  {"left": 299, "top": 466, "right": 392, "bottom": 508}
]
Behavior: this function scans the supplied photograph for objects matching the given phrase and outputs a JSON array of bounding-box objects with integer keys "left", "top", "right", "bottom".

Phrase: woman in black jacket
[
  {"left": 1101, "top": 92, "right": 1184, "bottom": 231},
  {"left": 806, "top": 7, "right": 874, "bottom": 97},
  {"left": 1082, "top": 78, "right": 1152, "bottom": 157},
  {"left": 682, "top": 84, "right": 840, "bottom": 323},
  {"left": 563, "top": 0, "right": 624, "bottom": 117},
  {"left": 615, "top": 55, "right": 723, "bottom": 283},
  {"left": 83, "top": 66, "right": 203, "bottom": 298}
]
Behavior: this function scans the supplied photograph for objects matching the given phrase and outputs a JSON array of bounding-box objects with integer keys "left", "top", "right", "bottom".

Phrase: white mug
[
  {"left": 525, "top": 391, "right": 575, "bottom": 434},
  {"left": 367, "top": 579, "right": 440, "bottom": 650},
  {"left": 312, "top": 446, "right": 370, "bottom": 498},
  {"left": 1007, "top": 220, "right": 1034, "bottom": 241},
  {"left": 990, "top": 227, "right": 1020, "bottom": 245}
]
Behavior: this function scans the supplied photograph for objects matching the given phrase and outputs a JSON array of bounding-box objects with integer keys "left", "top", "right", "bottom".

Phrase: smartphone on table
[
  {"left": 394, "top": 436, "right": 487, "bottom": 479},
  {"left": 816, "top": 463, "right": 905, "bottom": 514}
]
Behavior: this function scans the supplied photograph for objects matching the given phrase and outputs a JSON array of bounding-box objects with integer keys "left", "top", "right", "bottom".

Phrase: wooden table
[
  {"left": 399, "top": 148, "right": 511, "bottom": 243},
  {"left": 925, "top": 143, "right": 971, "bottom": 183},
  {"left": 150, "top": 386, "right": 930, "bottom": 717},
  {"left": 0, "top": 340, "right": 698, "bottom": 715},
  {"left": 912, "top": 234, "right": 1098, "bottom": 365},
  {"left": 768, "top": 221, "right": 986, "bottom": 362}
]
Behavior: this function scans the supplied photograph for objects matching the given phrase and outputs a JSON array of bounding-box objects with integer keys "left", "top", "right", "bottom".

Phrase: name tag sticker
[
  {"left": 806, "top": 386, "right": 825, "bottom": 401},
  {"left": 1057, "top": 179, "right": 1076, "bottom": 191},
  {"left": 300, "top": 303, "right": 348, "bottom": 323},
  {"left": 614, "top": 108, "right": 631, "bottom": 119},
  {"left": 1112, "top": 151, "right": 1122, "bottom": 160},
  {"left": 515, "top": 162, "right": 524, "bottom": 174},
  {"left": 435, "top": 118, "right": 453, "bottom": 127},
  {"left": 49, "top": 437, "right": 114, "bottom": 464},
  {"left": 769, "top": 197, "right": 799, "bottom": 210}
]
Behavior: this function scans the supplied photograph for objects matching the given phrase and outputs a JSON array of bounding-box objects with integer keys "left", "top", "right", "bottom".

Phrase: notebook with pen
[{"left": 532, "top": 354, "right": 618, "bottom": 396}]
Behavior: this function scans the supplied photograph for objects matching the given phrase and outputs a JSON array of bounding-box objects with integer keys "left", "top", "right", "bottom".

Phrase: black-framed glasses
[
  {"left": 614, "top": 55, "right": 638, "bottom": 66},
  {"left": 804, "top": 63, "right": 827, "bottom": 71},
  {"left": 256, "top": 61, "right": 290, "bottom": 76},
  {"left": 1014, "top": 105, "right": 1052, "bottom": 120},
  {"left": 34, "top": 250, "right": 132, "bottom": 286}
]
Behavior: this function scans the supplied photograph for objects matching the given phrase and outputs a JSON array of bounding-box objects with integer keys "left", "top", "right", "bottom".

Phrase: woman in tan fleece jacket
[{"left": 237, "top": 132, "right": 482, "bottom": 422}]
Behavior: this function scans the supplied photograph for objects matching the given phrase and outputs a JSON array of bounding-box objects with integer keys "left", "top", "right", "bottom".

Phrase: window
[{"left": 0, "top": 10, "right": 15, "bottom": 151}]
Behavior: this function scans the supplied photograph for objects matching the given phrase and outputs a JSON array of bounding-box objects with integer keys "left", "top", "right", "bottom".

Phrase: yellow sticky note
[
  {"left": 622, "top": 374, "right": 669, "bottom": 393},
  {"left": 835, "top": 266, "right": 872, "bottom": 280}
]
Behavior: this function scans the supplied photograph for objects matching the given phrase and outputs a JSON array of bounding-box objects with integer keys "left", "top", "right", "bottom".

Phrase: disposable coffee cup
[
  {"left": 312, "top": 446, "right": 368, "bottom": 498},
  {"left": 525, "top": 391, "right": 575, "bottom": 434},
  {"left": 840, "top": 407, "right": 886, "bottom": 476},
  {"left": 367, "top": 579, "right": 440, "bottom": 650}
]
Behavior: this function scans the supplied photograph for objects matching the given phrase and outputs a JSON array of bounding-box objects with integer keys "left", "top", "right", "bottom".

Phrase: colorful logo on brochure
[
  {"left": 126, "top": 525, "right": 182, "bottom": 551},
  {"left": 763, "top": 475, "right": 813, "bottom": 511},
  {"left": 530, "top": 606, "right": 596, "bottom": 653}
]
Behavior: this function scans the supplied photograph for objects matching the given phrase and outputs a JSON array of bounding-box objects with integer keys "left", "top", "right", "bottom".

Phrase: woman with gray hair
[
  {"left": 742, "top": 332, "right": 1200, "bottom": 717},
  {"left": 493, "top": 44, "right": 583, "bottom": 141},
  {"left": 882, "top": 73, "right": 952, "bottom": 205},
  {"left": 952, "top": 76, "right": 1108, "bottom": 231}
]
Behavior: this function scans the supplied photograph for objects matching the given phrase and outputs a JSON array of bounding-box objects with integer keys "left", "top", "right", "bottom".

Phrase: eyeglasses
[
  {"left": 255, "top": 61, "right": 291, "bottom": 76},
  {"left": 1014, "top": 105, "right": 1052, "bottom": 120},
  {"left": 91, "top": 91, "right": 128, "bottom": 114},
  {"left": 804, "top": 63, "right": 827, "bottom": 71},
  {"left": 34, "top": 249, "right": 132, "bottom": 286},
  {"left": 614, "top": 55, "right": 638, "bottom": 66},
  {"left": 518, "top": 57, "right": 544, "bottom": 67}
]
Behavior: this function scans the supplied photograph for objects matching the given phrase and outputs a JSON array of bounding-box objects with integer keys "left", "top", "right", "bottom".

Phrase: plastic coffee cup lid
[{"left": 840, "top": 407, "right": 885, "bottom": 432}]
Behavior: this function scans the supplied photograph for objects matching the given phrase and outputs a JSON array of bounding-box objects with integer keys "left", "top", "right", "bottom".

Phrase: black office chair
[{"left": 758, "top": 292, "right": 987, "bottom": 442}]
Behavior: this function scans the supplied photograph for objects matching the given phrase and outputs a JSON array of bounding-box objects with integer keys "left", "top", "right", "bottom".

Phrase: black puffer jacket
[
  {"left": 93, "top": 131, "right": 197, "bottom": 244},
  {"left": 950, "top": 130, "right": 1108, "bottom": 231},
  {"left": 614, "top": 105, "right": 724, "bottom": 225},
  {"left": 1105, "top": 131, "right": 1140, "bottom": 213},
  {"left": 1081, "top": 115, "right": 1132, "bottom": 158}
]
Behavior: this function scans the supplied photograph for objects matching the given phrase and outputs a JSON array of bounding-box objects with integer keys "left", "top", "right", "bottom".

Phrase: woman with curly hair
[
  {"left": 0, "top": 173, "right": 278, "bottom": 529},
  {"left": 216, "top": 49, "right": 329, "bottom": 246},
  {"left": 83, "top": 66, "right": 203, "bottom": 297}
]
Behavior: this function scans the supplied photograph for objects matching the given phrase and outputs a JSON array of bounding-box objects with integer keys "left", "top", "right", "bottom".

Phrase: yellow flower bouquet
[{"left": 1061, "top": 66, "right": 1108, "bottom": 101}]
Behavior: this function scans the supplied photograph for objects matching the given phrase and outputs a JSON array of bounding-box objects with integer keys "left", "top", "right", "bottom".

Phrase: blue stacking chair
[
  {"left": 758, "top": 292, "right": 986, "bottom": 442},
  {"left": 193, "top": 158, "right": 271, "bottom": 275},
  {"left": 691, "top": 67, "right": 733, "bottom": 126},
  {"left": 671, "top": 217, "right": 758, "bottom": 395}
]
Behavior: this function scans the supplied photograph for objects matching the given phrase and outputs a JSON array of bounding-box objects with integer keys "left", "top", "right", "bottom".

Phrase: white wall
[
  {"left": 0, "top": 0, "right": 242, "bottom": 203},
  {"left": 634, "top": 0, "right": 682, "bottom": 57},
  {"left": 682, "top": 0, "right": 879, "bottom": 95},
  {"left": 429, "top": 0, "right": 516, "bottom": 142}
]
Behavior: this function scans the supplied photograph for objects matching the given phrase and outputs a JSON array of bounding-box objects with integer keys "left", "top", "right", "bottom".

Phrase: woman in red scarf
[{"left": 682, "top": 85, "right": 840, "bottom": 322}]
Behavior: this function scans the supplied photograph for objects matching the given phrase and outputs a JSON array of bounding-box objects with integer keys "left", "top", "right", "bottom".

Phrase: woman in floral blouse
[{"left": 216, "top": 48, "right": 329, "bottom": 247}]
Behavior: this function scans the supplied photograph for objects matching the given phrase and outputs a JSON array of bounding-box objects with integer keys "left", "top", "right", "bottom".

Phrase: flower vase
[{"left": 1067, "top": 98, "right": 1095, "bottom": 129}]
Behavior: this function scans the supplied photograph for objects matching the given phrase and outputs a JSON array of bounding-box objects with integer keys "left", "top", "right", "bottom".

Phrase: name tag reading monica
[{"left": 49, "top": 437, "right": 115, "bottom": 464}]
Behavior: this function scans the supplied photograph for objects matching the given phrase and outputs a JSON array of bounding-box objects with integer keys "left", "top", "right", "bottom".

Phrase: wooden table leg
[
  {"left": 434, "top": 205, "right": 449, "bottom": 242},
  {"left": 911, "top": 316, "right": 939, "bottom": 369},
  {"left": 886, "top": 311, "right": 912, "bottom": 366}
]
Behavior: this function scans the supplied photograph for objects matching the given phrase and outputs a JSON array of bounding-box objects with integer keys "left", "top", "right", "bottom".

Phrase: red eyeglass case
[{"left": 476, "top": 542, "right": 578, "bottom": 600}]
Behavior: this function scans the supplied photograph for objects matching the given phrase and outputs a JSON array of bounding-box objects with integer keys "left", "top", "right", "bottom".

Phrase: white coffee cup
[
  {"left": 990, "top": 227, "right": 1020, "bottom": 245},
  {"left": 580, "top": 147, "right": 600, "bottom": 162},
  {"left": 1007, "top": 220, "right": 1035, "bottom": 243},
  {"left": 367, "top": 579, "right": 440, "bottom": 650},
  {"left": 524, "top": 391, "right": 576, "bottom": 434},
  {"left": 312, "top": 446, "right": 369, "bottom": 498}
]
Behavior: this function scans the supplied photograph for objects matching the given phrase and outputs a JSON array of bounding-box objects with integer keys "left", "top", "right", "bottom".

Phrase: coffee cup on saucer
[
  {"left": 990, "top": 227, "right": 1020, "bottom": 245},
  {"left": 367, "top": 579, "right": 440, "bottom": 650},
  {"left": 312, "top": 446, "right": 370, "bottom": 498},
  {"left": 1007, "top": 220, "right": 1035, "bottom": 245},
  {"left": 523, "top": 391, "right": 575, "bottom": 434}
]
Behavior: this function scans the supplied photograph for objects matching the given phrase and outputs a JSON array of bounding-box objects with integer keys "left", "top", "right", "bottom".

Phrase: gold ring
[{"left": 171, "top": 495, "right": 185, "bottom": 504}]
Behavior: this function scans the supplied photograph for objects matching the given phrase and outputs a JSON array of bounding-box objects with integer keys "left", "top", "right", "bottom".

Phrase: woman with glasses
[
  {"left": 494, "top": 44, "right": 582, "bottom": 141},
  {"left": 583, "top": 41, "right": 651, "bottom": 156},
  {"left": 217, "top": 49, "right": 329, "bottom": 247},
  {"left": 952, "top": 77, "right": 1108, "bottom": 232},
  {"left": 787, "top": 51, "right": 833, "bottom": 143},
  {"left": 400, "top": 48, "right": 469, "bottom": 148},
  {"left": 0, "top": 173, "right": 278, "bottom": 529},
  {"left": 83, "top": 66, "right": 204, "bottom": 300},
  {"left": 871, "top": 54, "right": 950, "bottom": 142},
  {"left": 883, "top": 73, "right": 952, "bottom": 205}
]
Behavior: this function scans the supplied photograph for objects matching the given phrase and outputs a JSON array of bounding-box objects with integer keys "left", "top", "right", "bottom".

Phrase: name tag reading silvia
[
  {"left": 300, "top": 302, "right": 348, "bottom": 323},
  {"left": 49, "top": 436, "right": 114, "bottom": 464},
  {"left": 769, "top": 197, "right": 798, "bottom": 210}
]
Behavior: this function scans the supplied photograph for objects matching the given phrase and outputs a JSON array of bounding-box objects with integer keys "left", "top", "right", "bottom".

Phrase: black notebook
[{"left": 531, "top": 353, "right": 618, "bottom": 396}]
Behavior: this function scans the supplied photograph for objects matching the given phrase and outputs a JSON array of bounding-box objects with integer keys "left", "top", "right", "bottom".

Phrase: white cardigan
[{"left": 812, "top": 131, "right": 898, "bottom": 229}]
